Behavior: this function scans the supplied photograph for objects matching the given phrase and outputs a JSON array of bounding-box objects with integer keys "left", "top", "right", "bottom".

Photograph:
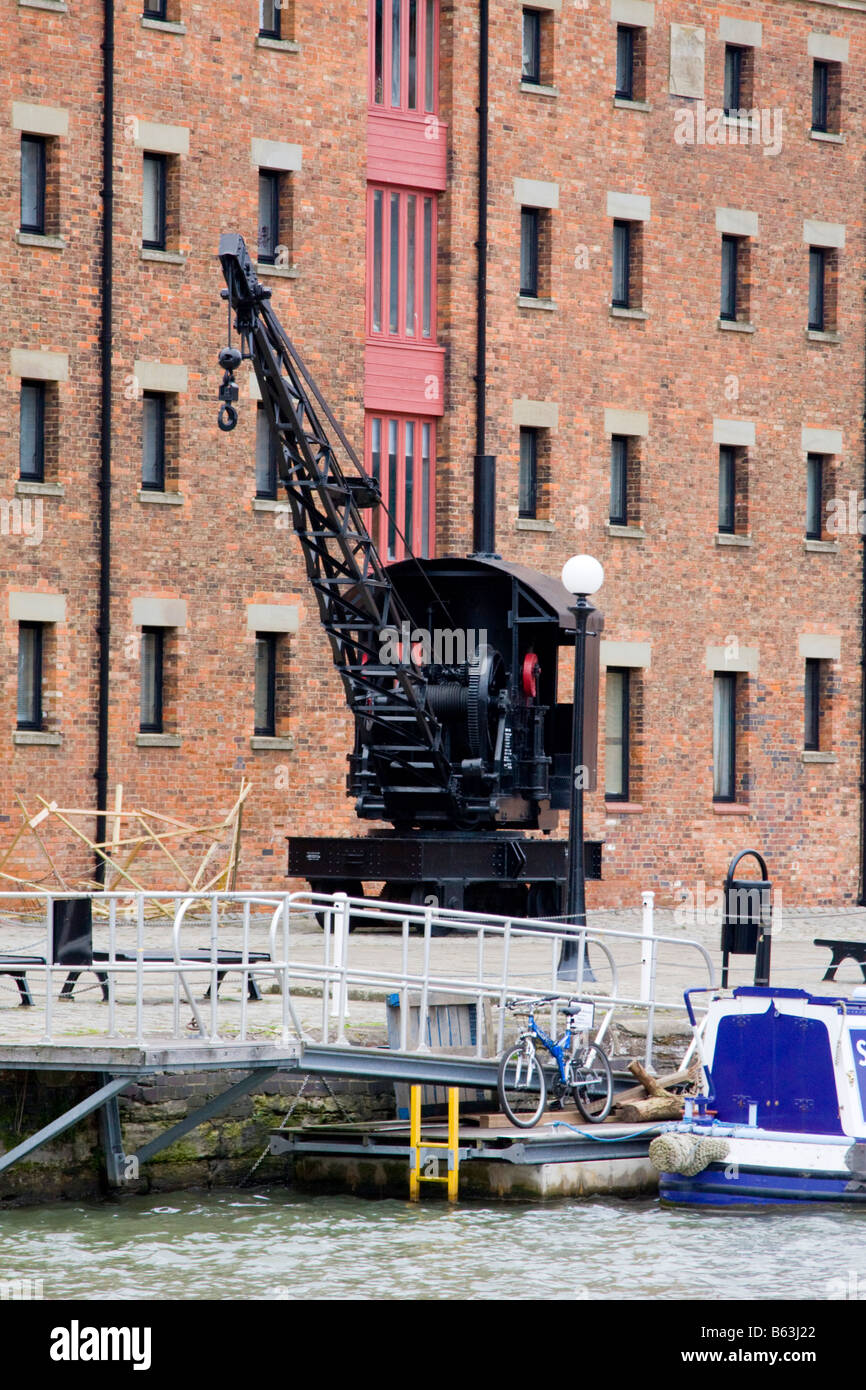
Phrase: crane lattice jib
[{"left": 216, "top": 233, "right": 456, "bottom": 814}]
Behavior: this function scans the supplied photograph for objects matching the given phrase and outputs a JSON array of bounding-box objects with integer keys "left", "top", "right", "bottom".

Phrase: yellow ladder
[{"left": 408, "top": 1085, "right": 460, "bottom": 1202}]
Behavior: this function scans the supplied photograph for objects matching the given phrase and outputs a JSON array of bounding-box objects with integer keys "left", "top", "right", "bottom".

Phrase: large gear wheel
[{"left": 466, "top": 645, "right": 505, "bottom": 759}]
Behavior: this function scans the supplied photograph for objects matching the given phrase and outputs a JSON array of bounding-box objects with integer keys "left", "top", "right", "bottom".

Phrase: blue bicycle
[{"left": 497, "top": 995, "right": 613, "bottom": 1128}]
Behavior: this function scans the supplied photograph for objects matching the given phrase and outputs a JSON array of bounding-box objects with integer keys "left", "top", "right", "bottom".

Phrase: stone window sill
[
  {"left": 804, "top": 539, "right": 840, "bottom": 554},
  {"left": 141, "top": 16, "right": 186, "bottom": 34},
  {"left": 605, "top": 523, "right": 645, "bottom": 540},
  {"left": 806, "top": 329, "right": 840, "bottom": 343},
  {"left": 138, "top": 489, "right": 184, "bottom": 506},
  {"left": 256, "top": 36, "right": 300, "bottom": 52},
  {"left": 517, "top": 296, "right": 556, "bottom": 311},
  {"left": 13, "top": 730, "right": 61, "bottom": 746},
  {"left": 712, "top": 802, "right": 751, "bottom": 815},
  {"left": 723, "top": 115, "right": 758, "bottom": 131},
  {"left": 613, "top": 97, "right": 651, "bottom": 112},
  {"left": 252, "top": 497, "right": 288, "bottom": 513},
  {"left": 715, "top": 532, "right": 753, "bottom": 547},
  {"left": 718, "top": 319, "right": 756, "bottom": 334},
  {"left": 801, "top": 750, "right": 837, "bottom": 764},
  {"left": 140, "top": 248, "right": 187, "bottom": 265},
  {"left": 136, "top": 733, "right": 181, "bottom": 748},
  {"left": 256, "top": 263, "right": 299, "bottom": 279},
  {"left": 250, "top": 735, "right": 295, "bottom": 751},
  {"left": 516, "top": 517, "right": 554, "bottom": 532},
  {"left": 520, "top": 82, "right": 558, "bottom": 97},
  {"left": 811, "top": 130, "right": 843, "bottom": 144},
  {"left": 15, "top": 231, "right": 65, "bottom": 250},
  {"left": 610, "top": 306, "right": 648, "bottom": 320},
  {"left": 15, "top": 480, "right": 64, "bottom": 497},
  {"left": 19, "top": 0, "right": 67, "bottom": 11},
  {"left": 605, "top": 801, "right": 643, "bottom": 814}
]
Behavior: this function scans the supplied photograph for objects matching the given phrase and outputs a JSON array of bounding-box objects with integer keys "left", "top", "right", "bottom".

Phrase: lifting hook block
[{"left": 218, "top": 402, "right": 238, "bottom": 432}]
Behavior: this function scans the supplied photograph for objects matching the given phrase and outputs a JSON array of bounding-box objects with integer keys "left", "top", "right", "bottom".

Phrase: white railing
[{"left": 0, "top": 890, "right": 717, "bottom": 1061}]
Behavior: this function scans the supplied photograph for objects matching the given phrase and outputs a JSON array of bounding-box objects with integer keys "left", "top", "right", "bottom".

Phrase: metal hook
[{"left": 218, "top": 403, "right": 238, "bottom": 432}]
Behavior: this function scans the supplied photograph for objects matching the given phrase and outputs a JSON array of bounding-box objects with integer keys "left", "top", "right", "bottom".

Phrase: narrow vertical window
[
  {"left": 806, "top": 453, "right": 824, "bottom": 539},
  {"left": 519, "top": 427, "right": 538, "bottom": 518},
  {"left": 255, "top": 634, "right": 277, "bottom": 737},
  {"left": 812, "top": 60, "right": 829, "bottom": 133},
  {"left": 718, "top": 446, "right": 736, "bottom": 534},
  {"left": 259, "top": 0, "right": 280, "bottom": 39},
  {"left": 804, "top": 659, "right": 821, "bottom": 752},
  {"left": 609, "top": 436, "right": 628, "bottom": 525},
  {"left": 406, "top": 194, "right": 416, "bottom": 335},
  {"left": 142, "top": 153, "right": 166, "bottom": 250},
  {"left": 387, "top": 418, "right": 399, "bottom": 557},
  {"left": 422, "top": 196, "right": 433, "bottom": 336},
  {"left": 615, "top": 26, "right": 634, "bottom": 100},
  {"left": 20, "top": 135, "right": 46, "bottom": 235},
  {"left": 809, "top": 247, "right": 826, "bottom": 331},
  {"left": 520, "top": 208, "right": 539, "bottom": 297},
  {"left": 17, "top": 623, "right": 43, "bottom": 731},
  {"left": 724, "top": 45, "right": 743, "bottom": 114},
  {"left": 391, "top": 0, "right": 402, "bottom": 105},
  {"left": 142, "top": 392, "right": 166, "bottom": 491},
  {"left": 421, "top": 421, "right": 431, "bottom": 557},
  {"left": 522, "top": 9, "right": 541, "bottom": 84},
  {"left": 408, "top": 0, "right": 418, "bottom": 108},
  {"left": 258, "top": 171, "right": 280, "bottom": 264},
  {"left": 604, "top": 668, "right": 629, "bottom": 800},
  {"left": 424, "top": 0, "right": 436, "bottom": 112},
  {"left": 374, "top": 0, "right": 385, "bottom": 102},
  {"left": 371, "top": 416, "right": 382, "bottom": 492},
  {"left": 144, "top": 0, "right": 168, "bottom": 17},
  {"left": 404, "top": 419, "right": 415, "bottom": 551},
  {"left": 720, "top": 235, "right": 738, "bottom": 321},
  {"left": 140, "top": 627, "right": 164, "bottom": 733},
  {"left": 612, "top": 220, "right": 631, "bottom": 308},
  {"left": 19, "top": 380, "right": 45, "bottom": 482},
  {"left": 256, "top": 403, "right": 279, "bottom": 499},
  {"left": 713, "top": 673, "right": 736, "bottom": 801},
  {"left": 372, "top": 190, "right": 383, "bottom": 333},
  {"left": 389, "top": 191, "right": 400, "bottom": 333}
]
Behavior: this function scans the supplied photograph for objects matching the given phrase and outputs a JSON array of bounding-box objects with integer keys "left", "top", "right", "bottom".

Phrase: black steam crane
[{"left": 216, "top": 232, "right": 602, "bottom": 918}]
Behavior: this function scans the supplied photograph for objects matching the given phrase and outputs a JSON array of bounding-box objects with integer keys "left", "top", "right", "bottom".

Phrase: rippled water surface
[{"left": 1, "top": 1191, "right": 864, "bottom": 1300}]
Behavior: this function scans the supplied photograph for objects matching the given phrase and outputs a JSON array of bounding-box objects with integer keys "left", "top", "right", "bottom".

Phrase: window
[
  {"left": 142, "top": 393, "right": 166, "bottom": 491},
  {"left": 805, "top": 658, "right": 821, "bottom": 751},
  {"left": 718, "top": 446, "right": 736, "bottom": 534},
  {"left": 20, "top": 135, "right": 46, "bottom": 235},
  {"left": 367, "top": 413, "right": 434, "bottom": 560},
  {"left": 612, "top": 220, "right": 631, "bottom": 308},
  {"left": 255, "top": 634, "right": 277, "bottom": 736},
  {"left": 812, "top": 60, "right": 829, "bottom": 133},
  {"left": 142, "top": 153, "right": 167, "bottom": 250},
  {"left": 713, "top": 672, "right": 736, "bottom": 801},
  {"left": 615, "top": 25, "right": 634, "bottom": 99},
  {"left": 369, "top": 187, "right": 436, "bottom": 340},
  {"left": 19, "top": 381, "right": 45, "bottom": 482},
  {"left": 522, "top": 9, "right": 541, "bottom": 83},
  {"left": 809, "top": 247, "right": 826, "bottom": 331},
  {"left": 372, "top": 0, "right": 439, "bottom": 115},
  {"left": 806, "top": 453, "right": 825, "bottom": 539},
  {"left": 720, "top": 236, "right": 738, "bottom": 321},
  {"left": 17, "top": 623, "right": 43, "bottom": 731},
  {"left": 143, "top": 0, "right": 167, "bottom": 18},
  {"left": 256, "top": 403, "right": 280, "bottom": 499},
  {"left": 605, "top": 668, "right": 630, "bottom": 800},
  {"left": 724, "top": 44, "right": 744, "bottom": 114},
  {"left": 520, "top": 208, "right": 539, "bottom": 298},
  {"left": 519, "top": 428, "right": 538, "bottom": 518},
  {"left": 609, "top": 436, "right": 629, "bottom": 525},
  {"left": 259, "top": 0, "right": 280, "bottom": 38},
  {"left": 258, "top": 172, "right": 280, "bottom": 264},
  {"left": 140, "top": 627, "right": 165, "bottom": 733}
]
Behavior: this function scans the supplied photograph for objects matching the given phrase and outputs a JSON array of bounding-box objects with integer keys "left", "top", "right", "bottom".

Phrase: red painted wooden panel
[
  {"left": 367, "top": 109, "right": 448, "bottom": 192},
  {"left": 364, "top": 340, "right": 445, "bottom": 416}
]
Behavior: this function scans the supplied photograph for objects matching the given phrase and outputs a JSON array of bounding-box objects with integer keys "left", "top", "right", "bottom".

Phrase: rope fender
[{"left": 649, "top": 1132, "right": 730, "bottom": 1177}]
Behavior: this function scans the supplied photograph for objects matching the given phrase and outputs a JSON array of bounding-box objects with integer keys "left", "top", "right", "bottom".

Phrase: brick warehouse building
[{"left": 2, "top": 0, "right": 865, "bottom": 908}]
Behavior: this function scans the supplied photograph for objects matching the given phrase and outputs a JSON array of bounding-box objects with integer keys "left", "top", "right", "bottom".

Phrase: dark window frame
[
  {"left": 718, "top": 445, "right": 736, "bottom": 535},
  {"left": 259, "top": 0, "right": 281, "bottom": 39},
  {"left": 19, "top": 379, "right": 46, "bottom": 483},
  {"left": 518, "top": 426, "right": 538, "bottom": 518},
  {"left": 256, "top": 403, "right": 280, "bottom": 499},
  {"left": 713, "top": 671, "right": 737, "bottom": 803},
  {"left": 142, "top": 152, "right": 167, "bottom": 251},
  {"left": 257, "top": 169, "right": 280, "bottom": 265},
  {"left": 139, "top": 626, "right": 165, "bottom": 734},
  {"left": 720, "top": 234, "right": 739, "bottom": 322},
  {"left": 522, "top": 8, "right": 542, "bottom": 84},
  {"left": 254, "top": 633, "right": 278, "bottom": 737},
  {"left": 612, "top": 219, "right": 631, "bottom": 308},
  {"left": 20, "top": 134, "right": 47, "bottom": 236},
  {"left": 520, "top": 207, "right": 540, "bottom": 298},
  {"left": 812, "top": 59, "right": 829, "bottom": 133},
  {"left": 806, "top": 452, "right": 824, "bottom": 540},
  {"left": 141, "top": 391, "right": 166, "bottom": 491},
  {"left": 724, "top": 43, "right": 744, "bottom": 115},
  {"left": 604, "top": 666, "right": 630, "bottom": 802},
  {"left": 609, "top": 435, "right": 629, "bottom": 526},
  {"left": 143, "top": 0, "right": 168, "bottom": 18},
  {"left": 16, "top": 622, "right": 43, "bottom": 732},
  {"left": 615, "top": 24, "right": 635, "bottom": 100},
  {"left": 809, "top": 246, "right": 826, "bottom": 331},
  {"left": 804, "top": 658, "right": 821, "bottom": 752}
]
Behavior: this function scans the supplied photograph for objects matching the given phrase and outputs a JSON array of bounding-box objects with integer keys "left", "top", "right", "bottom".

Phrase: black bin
[
  {"left": 51, "top": 897, "right": 93, "bottom": 966},
  {"left": 720, "top": 850, "right": 772, "bottom": 986}
]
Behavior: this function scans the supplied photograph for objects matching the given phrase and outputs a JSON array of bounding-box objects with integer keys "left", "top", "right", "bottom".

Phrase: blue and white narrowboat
[{"left": 650, "top": 985, "right": 866, "bottom": 1207}]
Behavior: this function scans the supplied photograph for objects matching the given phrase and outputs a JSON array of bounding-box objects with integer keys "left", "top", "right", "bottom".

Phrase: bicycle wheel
[
  {"left": 497, "top": 1043, "right": 547, "bottom": 1128},
  {"left": 571, "top": 1044, "right": 613, "bottom": 1123}
]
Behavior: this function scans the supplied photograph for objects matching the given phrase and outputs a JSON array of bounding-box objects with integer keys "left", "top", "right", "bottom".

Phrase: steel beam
[
  {"left": 132, "top": 1067, "right": 278, "bottom": 1166},
  {"left": 290, "top": 1043, "right": 500, "bottom": 1088},
  {"left": 0, "top": 1076, "right": 129, "bottom": 1176},
  {"left": 98, "top": 1073, "right": 127, "bottom": 1187}
]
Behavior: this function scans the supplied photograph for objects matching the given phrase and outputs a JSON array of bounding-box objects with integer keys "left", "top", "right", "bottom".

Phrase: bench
[
  {"left": 814, "top": 938, "right": 866, "bottom": 983},
  {"left": 0, "top": 950, "right": 271, "bottom": 1005}
]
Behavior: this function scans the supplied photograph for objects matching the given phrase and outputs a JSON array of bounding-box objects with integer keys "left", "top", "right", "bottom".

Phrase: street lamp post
[{"left": 558, "top": 554, "right": 604, "bottom": 982}]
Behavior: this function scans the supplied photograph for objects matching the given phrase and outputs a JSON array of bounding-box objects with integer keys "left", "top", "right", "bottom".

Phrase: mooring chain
[{"left": 240, "top": 1070, "right": 354, "bottom": 1188}]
